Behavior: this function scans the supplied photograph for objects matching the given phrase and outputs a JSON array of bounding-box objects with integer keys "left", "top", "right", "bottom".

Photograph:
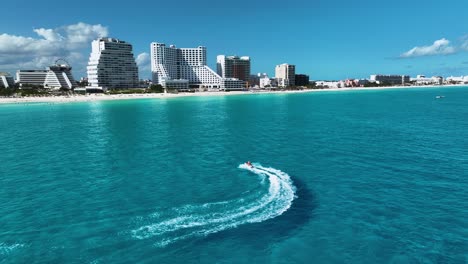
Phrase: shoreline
[{"left": 0, "top": 84, "right": 466, "bottom": 105}]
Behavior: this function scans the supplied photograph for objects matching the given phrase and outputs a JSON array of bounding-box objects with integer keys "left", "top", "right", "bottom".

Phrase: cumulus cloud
[
  {"left": 136, "top": 52, "right": 151, "bottom": 78},
  {"left": 63, "top": 22, "right": 108, "bottom": 48},
  {"left": 136, "top": 52, "right": 150, "bottom": 66},
  {"left": 0, "top": 22, "right": 108, "bottom": 76},
  {"left": 400, "top": 38, "right": 456, "bottom": 58},
  {"left": 33, "top": 28, "right": 64, "bottom": 42}
]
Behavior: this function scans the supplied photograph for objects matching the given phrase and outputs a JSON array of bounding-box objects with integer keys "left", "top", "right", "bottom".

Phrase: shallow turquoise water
[{"left": 0, "top": 87, "right": 467, "bottom": 263}]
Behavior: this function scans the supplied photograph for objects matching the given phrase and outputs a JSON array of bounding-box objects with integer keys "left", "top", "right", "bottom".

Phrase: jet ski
[{"left": 246, "top": 161, "right": 253, "bottom": 168}]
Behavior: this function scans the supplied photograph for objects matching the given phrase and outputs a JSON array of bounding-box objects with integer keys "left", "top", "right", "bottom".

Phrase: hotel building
[
  {"left": 370, "top": 74, "right": 410, "bottom": 85},
  {"left": 43, "top": 64, "right": 76, "bottom": 89},
  {"left": 16, "top": 70, "right": 48, "bottom": 87},
  {"left": 17, "top": 63, "right": 77, "bottom": 90},
  {"left": 160, "top": 79, "right": 190, "bottom": 90},
  {"left": 275, "top": 64, "right": 295, "bottom": 87},
  {"left": 216, "top": 55, "right": 251, "bottom": 82},
  {"left": 0, "top": 72, "right": 15, "bottom": 88},
  {"left": 446, "top": 76, "right": 468, "bottom": 84},
  {"left": 410, "top": 75, "right": 443, "bottom": 85},
  {"left": 87, "top": 38, "right": 139, "bottom": 90},
  {"left": 151, "top": 42, "right": 244, "bottom": 91},
  {"left": 258, "top": 73, "right": 278, "bottom": 88}
]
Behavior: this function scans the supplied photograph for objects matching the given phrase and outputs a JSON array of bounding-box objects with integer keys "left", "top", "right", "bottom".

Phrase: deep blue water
[{"left": 0, "top": 87, "right": 467, "bottom": 263}]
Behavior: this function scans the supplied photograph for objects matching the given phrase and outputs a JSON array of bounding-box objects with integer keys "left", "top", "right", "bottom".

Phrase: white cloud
[
  {"left": 136, "top": 52, "right": 150, "bottom": 66},
  {"left": 63, "top": 22, "right": 108, "bottom": 48},
  {"left": 0, "top": 22, "right": 109, "bottom": 77},
  {"left": 136, "top": 52, "right": 151, "bottom": 79},
  {"left": 0, "top": 34, "right": 64, "bottom": 57},
  {"left": 400, "top": 38, "right": 456, "bottom": 58},
  {"left": 33, "top": 28, "right": 63, "bottom": 42}
]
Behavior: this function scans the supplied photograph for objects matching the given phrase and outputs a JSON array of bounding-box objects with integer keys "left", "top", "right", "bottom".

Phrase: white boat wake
[
  {"left": 0, "top": 242, "right": 24, "bottom": 255},
  {"left": 130, "top": 163, "right": 296, "bottom": 247}
]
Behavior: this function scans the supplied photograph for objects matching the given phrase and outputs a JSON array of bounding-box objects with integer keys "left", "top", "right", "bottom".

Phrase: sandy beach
[{"left": 0, "top": 84, "right": 465, "bottom": 105}]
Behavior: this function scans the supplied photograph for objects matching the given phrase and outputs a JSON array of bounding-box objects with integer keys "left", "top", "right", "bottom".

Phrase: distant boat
[{"left": 436, "top": 95, "right": 445, "bottom": 99}]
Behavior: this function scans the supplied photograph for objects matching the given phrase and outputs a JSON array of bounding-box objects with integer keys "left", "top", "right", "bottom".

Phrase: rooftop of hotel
[{"left": 98, "top": 37, "right": 127, "bottom": 43}]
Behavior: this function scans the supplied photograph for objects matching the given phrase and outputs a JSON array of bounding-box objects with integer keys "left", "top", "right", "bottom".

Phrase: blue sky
[{"left": 1, "top": 0, "right": 468, "bottom": 80}]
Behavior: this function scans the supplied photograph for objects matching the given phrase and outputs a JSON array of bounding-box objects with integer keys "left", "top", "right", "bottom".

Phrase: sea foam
[
  {"left": 0, "top": 242, "right": 24, "bottom": 255},
  {"left": 131, "top": 163, "right": 296, "bottom": 247}
]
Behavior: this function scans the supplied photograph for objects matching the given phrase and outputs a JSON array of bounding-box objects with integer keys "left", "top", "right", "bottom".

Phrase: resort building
[
  {"left": 151, "top": 42, "right": 244, "bottom": 91},
  {"left": 16, "top": 70, "right": 48, "bottom": 87},
  {"left": 259, "top": 74, "right": 278, "bottom": 88},
  {"left": 16, "top": 64, "right": 77, "bottom": 90},
  {"left": 410, "top": 75, "right": 444, "bottom": 85},
  {"left": 315, "top": 81, "right": 340, "bottom": 88},
  {"left": 220, "top": 78, "right": 246, "bottom": 91},
  {"left": 295, "top": 74, "right": 310, "bottom": 86},
  {"left": 446, "top": 76, "right": 468, "bottom": 84},
  {"left": 370, "top": 74, "right": 410, "bottom": 85},
  {"left": 216, "top": 55, "right": 251, "bottom": 83},
  {"left": 151, "top": 43, "right": 219, "bottom": 88},
  {"left": 345, "top": 79, "right": 369, "bottom": 87},
  {"left": 275, "top": 64, "right": 295, "bottom": 87},
  {"left": 87, "top": 38, "right": 139, "bottom": 90},
  {"left": 160, "top": 79, "right": 189, "bottom": 91},
  {"left": 43, "top": 64, "right": 77, "bottom": 90},
  {"left": 0, "top": 72, "right": 15, "bottom": 88}
]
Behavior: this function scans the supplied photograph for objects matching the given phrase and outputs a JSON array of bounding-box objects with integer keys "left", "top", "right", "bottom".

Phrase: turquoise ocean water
[{"left": 0, "top": 87, "right": 467, "bottom": 263}]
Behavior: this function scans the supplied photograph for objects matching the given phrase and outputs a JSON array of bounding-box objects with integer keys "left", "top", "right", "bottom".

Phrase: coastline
[{"left": 0, "top": 84, "right": 466, "bottom": 105}]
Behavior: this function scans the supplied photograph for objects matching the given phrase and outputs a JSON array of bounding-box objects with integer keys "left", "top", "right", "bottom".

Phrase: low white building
[
  {"left": 276, "top": 78, "right": 290, "bottom": 87},
  {"left": 315, "top": 81, "right": 341, "bottom": 88},
  {"left": 160, "top": 79, "right": 189, "bottom": 91},
  {"left": 446, "top": 76, "right": 468, "bottom": 84},
  {"left": 220, "top": 78, "right": 245, "bottom": 91},
  {"left": 410, "top": 75, "right": 443, "bottom": 85},
  {"left": 259, "top": 74, "right": 278, "bottom": 88},
  {"left": 16, "top": 70, "right": 48, "bottom": 87},
  {"left": 17, "top": 63, "right": 76, "bottom": 90}
]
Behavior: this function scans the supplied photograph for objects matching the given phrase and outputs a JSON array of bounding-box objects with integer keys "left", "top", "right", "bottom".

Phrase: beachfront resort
[{"left": 1, "top": 37, "right": 468, "bottom": 102}]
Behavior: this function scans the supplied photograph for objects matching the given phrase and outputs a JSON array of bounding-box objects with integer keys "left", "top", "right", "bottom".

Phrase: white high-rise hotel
[
  {"left": 275, "top": 63, "right": 295, "bottom": 87},
  {"left": 87, "top": 38, "right": 139, "bottom": 90},
  {"left": 151, "top": 42, "right": 244, "bottom": 90}
]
